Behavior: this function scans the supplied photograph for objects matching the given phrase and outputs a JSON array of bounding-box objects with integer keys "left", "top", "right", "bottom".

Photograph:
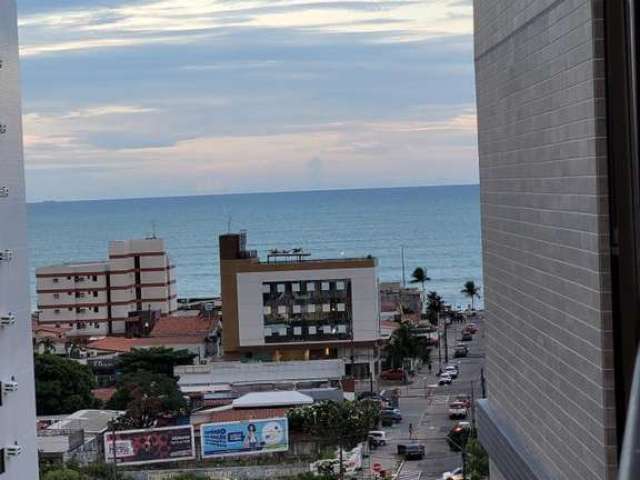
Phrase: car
[
  {"left": 448, "top": 401, "right": 468, "bottom": 419},
  {"left": 367, "top": 430, "right": 387, "bottom": 446},
  {"left": 454, "top": 346, "right": 468, "bottom": 358},
  {"left": 447, "top": 422, "right": 472, "bottom": 451},
  {"left": 403, "top": 443, "right": 425, "bottom": 460},
  {"left": 441, "top": 467, "right": 464, "bottom": 480},
  {"left": 466, "top": 323, "right": 478, "bottom": 333},
  {"left": 444, "top": 365, "right": 459, "bottom": 378},
  {"left": 455, "top": 394, "right": 472, "bottom": 408},
  {"left": 439, "top": 373, "right": 453, "bottom": 385},
  {"left": 380, "top": 368, "right": 406, "bottom": 381},
  {"left": 381, "top": 409, "right": 402, "bottom": 423},
  {"left": 460, "top": 332, "right": 473, "bottom": 342}
]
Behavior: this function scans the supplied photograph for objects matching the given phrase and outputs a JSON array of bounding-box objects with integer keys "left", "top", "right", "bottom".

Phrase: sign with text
[
  {"left": 200, "top": 417, "right": 289, "bottom": 458},
  {"left": 104, "top": 426, "right": 195, "bottom": 466}
]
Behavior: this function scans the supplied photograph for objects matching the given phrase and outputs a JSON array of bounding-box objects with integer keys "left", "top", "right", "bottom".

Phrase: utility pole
[
  {"left": 443, "top": 314, "right": 449, "bottom": 364},
  {"left": 401, "top": 246, "right": 406, "bottom": 287},
  {"left": 480, "top": 368, "right": 486, "bottom": 398},
  {"left": 437, "top": 312, "right": 442, "bottom": 372}
]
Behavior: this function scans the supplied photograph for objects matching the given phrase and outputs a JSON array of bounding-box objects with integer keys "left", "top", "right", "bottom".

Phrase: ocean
[{"left": 27, "top": 185, "right": 482, "bottom": 310}]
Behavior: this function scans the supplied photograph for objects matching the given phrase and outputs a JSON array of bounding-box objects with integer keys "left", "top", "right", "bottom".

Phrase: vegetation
[
  {"left": 40, "top": 462, "right": 129, "bottom": 480},
  {"left": 425, "top": 291, "right": 444, "bottom": 325},
  {"left": 106, "top": 370, "right": 188, "bottom": 429},
  {"left": 466, "top": 437, "right": 490, "bottom": 480},
  {"left": 288, "top": 400, "right": 380, "bottom": 449},
  {"left": 34, "top": 353, "right": 99, "bottom": 415},
  {"left": 384, "top": 323, "right": 420, "bottom": 369},
  {"left": 461, "top": 280, "right": 481, "bottom": 310},
  {"left": 410, "top": 266, "right": 430, "bottom": 290},
  {"left": 116, "top": 347, "right": 196, "bottom": 377}
]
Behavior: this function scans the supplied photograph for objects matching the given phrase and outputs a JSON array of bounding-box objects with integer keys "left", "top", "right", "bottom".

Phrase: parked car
[
  {"left": 447, "top": 422, "right": 472, "bottom": 451},
  {"left": 368, "top": 431, "right": 387, "bottom": 446},
  {"left": 455, "top": 394, "right": 472, "bottom": 409},
  {"left": 381, "top": 368, "right": 406, "bottom": 381},
  {"left": 460, "top": 332, "right": 473, "bottom": 342},
  {"left": 454, "top": 346, "right": 468, "bottom": 358},
  {"left": 381, "top": 409, "right": 402, "bottom": 423},
  {"left": 448, "top": 401, "right": 468, "bottom": 419},
  {"left": 439, "top": 373, "right": 453, "bottom": 385},
  {"left": 441, "top": 467, "right": 464, "bottom": 480},
  {"left": 397, "top": 442, "right": 425, "bottom": 460},
  {"left": 465, "top": 323, "right": 478, "bottom": 333},
  {"left": 444, "top": 365, "right": 459, "bottom": 378}
]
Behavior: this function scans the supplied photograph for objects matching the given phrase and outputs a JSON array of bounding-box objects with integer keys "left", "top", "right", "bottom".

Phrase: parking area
[{"left": 370, "top": 315, "right": 486, "bottom": 479}]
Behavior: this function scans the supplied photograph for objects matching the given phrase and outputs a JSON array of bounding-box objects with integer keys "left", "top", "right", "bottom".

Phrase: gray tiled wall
[{"left": 474, "top": 0, "right": 617, "bottom": 479}]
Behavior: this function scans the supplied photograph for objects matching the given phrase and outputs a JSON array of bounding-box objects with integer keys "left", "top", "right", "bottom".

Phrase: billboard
[
  {"left": 104, "top": 425, "right": 195, "bottom": 466},
  {"left": 200, "top": 417, "right": 289, "bottom": 458}
]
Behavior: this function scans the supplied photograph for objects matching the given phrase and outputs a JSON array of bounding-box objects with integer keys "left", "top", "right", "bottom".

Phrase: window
[
  {"left": 92, "top": 275, "right": 98, "bottom": 281},
  {"left": 55, "top": 323, "right": 60, "bottom": 328},
  {"left": 93, "top": 307, "right": 99, "bottom": 313},
  {"left": 52, "top": 278, "right": 59, "bottom": 283},
  {"left": 293, "top": 326, "right": 302, "bottom": 335},
  {"left": 321, "top": 282, "right": 330, "bottom": 291},
  {"left": 277, "top": 306, "right": 287, "bottom": 315},
  {"left": 307, "top": 304, "right": 316, "bottom": 313},
  {"left": 264, "top": 327, "right": 272, "bottom": 337},
  {"left": 0, "top": 448, "right": 5, "bottom": 474},
  {"left": 337, "top": 303, "right": 346, "bottom": 312},
  {"left": 322, "top": 304, "right": 331, "bottom": 312},
  {"left": 68, "top": 322, "right": 73, "bottom": 327},
  {"left": 54, "top": 309, "right": 60, "bottom": 314},
  {"left": 53, "top": 293, "right": 60, "bottom": 299},
  {"left": 336, "top": 281, "right": 345, "bottom": 290},
  {"left": 292, "top": 283, "right": 300, "bottom": 292},
  {"left": 77, "top": 322, "right": 86, "bottom": 329},
  {"left": 277, "top": 283, "right": 286, "bottom": 293},
  {"left": 263, "top": 306, "right": 272, "bottom": 315},
  {"left": 338, "top": 325, "right": 347, "bottom": 334},
  {"left": 262, "top": 284, "right": 271, "bottom": 293},
  {"left": 293, "top": 305, "right": 302, "bottom": 314},
  {"left": 93, "top": 322, "right": 100, "bottom": 328},
  {"left": 307, "top": 282, "right": 315, "bottom": 292},
  {"left": 279, "top": 327, "right": 287, "bottom": 336},
  {"left": 93, "top": 291, "right": 98, "bottom": 297},
  {"left": 308, "top": 326, "right": 317, "bottom": 335},
  {"left": 67, "top": 308, "right": 72, "bottom": 312},
  {"left": 67, "top": 291, "right": 72, "bottom": 296},
  {"left": 67, "top": 276, "right": 71, "bottom": 280}
]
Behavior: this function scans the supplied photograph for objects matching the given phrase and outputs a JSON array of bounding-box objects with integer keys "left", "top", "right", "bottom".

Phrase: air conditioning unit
[
  {"left": 5, "top": 444, "right": 22, "bottom": 457},
  {"left": 0, "top": 250, "right": 13, "bottom": 262},
  {"left": 3, "top": 380, "right": 18, "bottom": 393},
  {"left": 0, "top": 312, "right": 15, "bottom": 326},
  {"left": 0, "top": 186, "right": 8, "bottom": 198}
]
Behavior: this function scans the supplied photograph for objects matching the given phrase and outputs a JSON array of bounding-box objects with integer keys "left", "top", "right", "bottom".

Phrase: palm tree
[
  {"left": 384, "top": 323, "right": 419, "bottom": 369},
  {"left": 410, "top": 267, "right": 430, "bottom": 291},
  {"left": 425, "top": 291, "right": 443, "bottom": 325},
  {"left": 40, "top": 337, "right": 56, "bottom": 354},
  {"left": 461, "top": 281, "right": 481, "bottom": 310}
]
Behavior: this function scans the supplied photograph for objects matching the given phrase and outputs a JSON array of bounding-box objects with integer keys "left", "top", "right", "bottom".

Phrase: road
[{"left": 370, "top": 315, "right": 486, "bottom": 480}]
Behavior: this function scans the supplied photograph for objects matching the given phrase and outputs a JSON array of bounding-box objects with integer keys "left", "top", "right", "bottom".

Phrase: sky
[{"left": 17, "top": 0, "right": 477, "bottom": 202}]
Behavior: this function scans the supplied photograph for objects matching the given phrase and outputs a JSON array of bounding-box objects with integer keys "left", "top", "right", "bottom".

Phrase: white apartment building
[
  {"left": 0, "top": 2, "right": 40, "bottom": 477},
  {"left": 37, "top": 238, "right": 177, "bottom": 336}
]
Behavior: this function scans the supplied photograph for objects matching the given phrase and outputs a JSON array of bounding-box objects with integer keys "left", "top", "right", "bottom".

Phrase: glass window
[
  {"left": 322, "top": 304, "right": 331, "bottom": 312},
  {"left": 307, "top": 282, "right": 315, "bottom": 291},
  {"left": 278, "top": 306, "right": 287, "bottom": 314},
  {"left": 307, "top": 304, "right": 316, "bottom": 313},
  {"left": 336, "top": 281, "right": 345, "bottom": 290},
  {"left": 279, "top": 327, "right": 287, "bottom": 336},
  {"left": 277, "top": 284, "right": 286, "bottom": 293},
  {"left": 292, "top": 283, "right": 301, "bottom": 292},
  {"left": 262, "top": 284, "right": 271, "bottom": 293},
  {"left": 308, "top": 326, "right": 317, "bottom": 335},
  {"left": 321, "top": 282, "right": 330, "bottom": 291},
  {"left": 294, "top": 326, "right": 302, "bottom": 335},
  {"left": 338, "top": 325, "right": 347, "bottom": 334},
  {"left": 337, "top": 303, "right": 346, "bottom": 312},
  {"left": 264, "top": 306, "right": 272, "bottom": 315},
  {"left": 264, "top": 327, "right": 272, "bottom": 337},
  {"left": 293, "top": 305, "right": 302, "bottom": 314}
]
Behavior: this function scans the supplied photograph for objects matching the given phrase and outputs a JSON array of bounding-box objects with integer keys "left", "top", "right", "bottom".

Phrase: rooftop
[
  {"left": 232, "top": 391, "right": 314, "bottom": 409},
  {"left": 47, "top": 409, "right": 123, "bottom": 434}
]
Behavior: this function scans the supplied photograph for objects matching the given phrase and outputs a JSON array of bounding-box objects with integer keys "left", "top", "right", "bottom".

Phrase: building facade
[
  {"left": 37, "top": 238, "right": 177, "bottom": 336},
  {"left": 474, "top": 1, "right": 640, "bottom": 479},
  {"left": 0, "top": 2, "right": 40, "bottom": 477},
  {"left": 220, "top": 233, "right": 381, "bottom": 378}
]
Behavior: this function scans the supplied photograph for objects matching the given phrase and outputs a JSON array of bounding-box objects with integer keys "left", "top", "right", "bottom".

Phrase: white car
[
  {"left": 439, "top": 373, "right": 453, "bottom": 385},
  {"left": 368, "top": 430, "right": 387, "bottom": 446},
  {"left": 444, "top": 366, "right": 459, "bottom": 378},
  {"left": 448, "top": 401, "right": 468, "bottom": 419},
  {"left": 442, "top": 467, "right": 464, "bottom": 480}
]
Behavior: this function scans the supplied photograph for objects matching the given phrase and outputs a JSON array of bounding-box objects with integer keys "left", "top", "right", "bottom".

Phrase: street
[{"left": 371, "top": 315, "right": 486, "bottom": 479}]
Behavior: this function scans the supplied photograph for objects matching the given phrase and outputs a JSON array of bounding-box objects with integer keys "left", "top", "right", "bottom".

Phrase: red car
[
  {"left": 381, "top": 369, "right": 406, "bottom": 381},
  {"left": 465, "top": 323, "right": 478, "bottom": 333}
]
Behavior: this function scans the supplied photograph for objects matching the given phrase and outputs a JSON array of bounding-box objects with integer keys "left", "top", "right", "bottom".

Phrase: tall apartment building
[
  {"left": 474, "top": 2, "right": 640, "bottom": 479},
  {"left": 0, "top": 2, "right": 40, "bottom": 477},
  {"left": 220, "top": 232, "right": 381, "bottom": 378},
  {"left": 37, "top": 238, "right": 177, "bottom": 336}
]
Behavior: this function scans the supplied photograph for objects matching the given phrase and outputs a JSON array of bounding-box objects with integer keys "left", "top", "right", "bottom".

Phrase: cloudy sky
[{"left": 17, "top": 0, "right": 476, "bottom": 201}]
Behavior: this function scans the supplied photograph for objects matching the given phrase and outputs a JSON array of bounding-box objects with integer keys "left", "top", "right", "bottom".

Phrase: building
[
  {"left": 219, "top": 232, "right": 381, "bottom": 379},
  {"left": 36, "top": 238, "right": 177, "bottom": 336},
  {"left": 379, "top": 282, "right": 422, "bottom": 324},
  {"left": 474, "top": 2, "right": 640, "bottom": 479},
  {"left": 0, "top": 2, "right": 40, "bottom": 477}
]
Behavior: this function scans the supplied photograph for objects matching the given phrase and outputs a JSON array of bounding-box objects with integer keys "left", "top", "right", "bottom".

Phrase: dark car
[
  {"left": 381, "top": 408, "right": 402, "bottom": 423},
  {"left": 380, "top": 368, "right": 406, "bottom": 381},
  {"left": 460, "top": 332, "right": 473, "bottom": 342},
  {"left": 397, "top": 442, "right": 425, "bottom": 460},
  {"left": 454, "top": 346, "right": 468, "bottom": 358}
]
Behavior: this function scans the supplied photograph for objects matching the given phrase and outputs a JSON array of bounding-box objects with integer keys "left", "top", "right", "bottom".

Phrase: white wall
[
  {"left": 236, "top": 267, "right": 379, "bottom": 347},
  {"left": 0, "top": 3, "right": 40, "bottom": 477}
]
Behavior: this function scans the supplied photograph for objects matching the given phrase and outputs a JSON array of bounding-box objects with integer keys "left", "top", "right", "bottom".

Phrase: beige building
[
  {"left": 36, "top": 238, "right": 177, "bottom": 336},
  {"left": 220, "top": 232, "right": 381, "bottom": 379}
]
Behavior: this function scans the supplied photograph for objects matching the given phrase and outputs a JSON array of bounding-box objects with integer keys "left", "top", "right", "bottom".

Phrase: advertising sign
[
  {"left": 200, "top": 417, "right": 289, "bottom": 458},
  {"left": 104, "top": 425, "right": 195, "bottom": 466}
]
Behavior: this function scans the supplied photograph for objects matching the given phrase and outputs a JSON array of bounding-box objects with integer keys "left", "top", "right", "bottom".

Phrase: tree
[
  {"left": 288, "top": 400, "right": 380, "bottom": 449},
  {"left": 107, "top": 371, "right": 188, "bottom": 429},
  {"left": 410, "top": 267, "right": 430, "bottom": 291},
  {"left": 39, "top": 337, "right": 56, "bottom": 354},
  {"left": 425, "top": 291, "right": 444, "bottom": 326},
  {"left": 34, "top": 353, "right": 99, "bottom": 415},
  {"left": 384, "top": 323, "right": 419, "bottom": 369},
  {"left": 466, "top": 437, "right": 490, "bottom": 480},
  {"left": 116, "top": 347, "right": 196, "bottom": 377},
  {"left": 461, "top": 280, "right": 481, "bottom": 310}
]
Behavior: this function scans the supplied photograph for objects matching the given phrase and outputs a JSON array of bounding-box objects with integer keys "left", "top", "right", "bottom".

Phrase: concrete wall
[
  {"left": 124, "top": 463, "right": 308, "bottom": 480},
  {"left": 0, "top": 2, "right": 40, "bottom": 477},
  {"left": 474, "top": 1, "right": 617, "bottom": 479}
]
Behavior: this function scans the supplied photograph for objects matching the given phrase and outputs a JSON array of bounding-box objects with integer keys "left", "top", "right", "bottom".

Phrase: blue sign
[{"left": 200, "top": 417, "right": 289, "bottom": 458}]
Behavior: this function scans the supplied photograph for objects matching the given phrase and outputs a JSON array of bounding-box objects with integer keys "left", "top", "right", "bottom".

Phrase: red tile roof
[
  {"left": 151, "top": 314, "right": 215, "bottom": 338},
  {"left": 92, "top": 387, "right": 116, "bottom": 403}
]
